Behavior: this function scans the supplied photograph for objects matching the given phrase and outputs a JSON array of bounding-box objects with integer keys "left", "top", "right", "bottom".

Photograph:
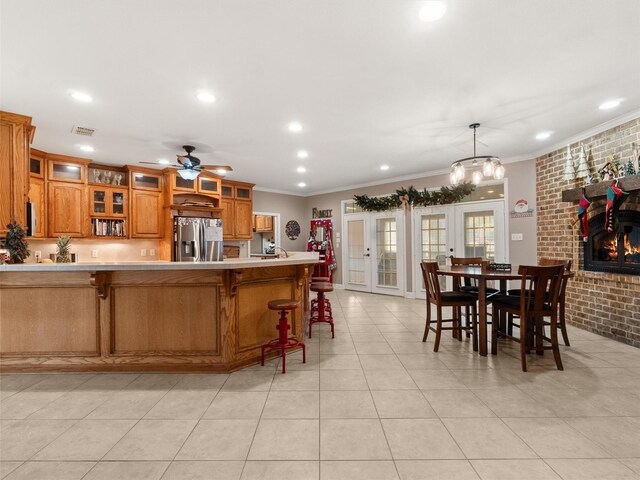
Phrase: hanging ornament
[
  {"left": 562, "top": 145, "right": 575, "bottom": 181},
  {"left": 575, "top": 144, "right": 590, "bottom": 179},
  {"left": 605, "top": 180, "right": 630, "bottom": 233}
]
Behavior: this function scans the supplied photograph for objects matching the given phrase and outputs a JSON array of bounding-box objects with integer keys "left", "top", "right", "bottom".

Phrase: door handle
[{"left": 364, "top": 253, "right": 370, "bottom": 257}]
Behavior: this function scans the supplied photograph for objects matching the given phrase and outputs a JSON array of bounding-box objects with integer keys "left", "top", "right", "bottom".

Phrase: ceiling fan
[{"left": 140, "top": 145, "right": 233, "bottom": 179}]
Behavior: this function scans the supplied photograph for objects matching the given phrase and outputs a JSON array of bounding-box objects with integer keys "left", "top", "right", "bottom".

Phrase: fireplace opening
[{"left": 585, "top": 210, "right": 640, "bottom": 275}]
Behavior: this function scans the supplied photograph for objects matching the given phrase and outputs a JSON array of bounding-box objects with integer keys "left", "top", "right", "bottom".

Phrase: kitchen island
[{"left": 0, "top": 253, "right": 319, "bottom": 373}]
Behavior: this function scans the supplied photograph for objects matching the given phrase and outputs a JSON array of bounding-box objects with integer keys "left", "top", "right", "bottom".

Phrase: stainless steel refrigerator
[{"left": 174, "top": 216, "right": 224, "bottom": 262}]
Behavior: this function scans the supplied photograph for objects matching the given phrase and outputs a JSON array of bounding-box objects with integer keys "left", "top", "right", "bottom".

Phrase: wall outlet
[
  {"left": 149, "top": 249, "right": 156, "bottom": 256},
  {"left": 140, "top": 249, "right": 147, "bottom": 257},
  {"left": 511, "top": 233, "right": 523, "bottom": 241},
  {"left": 91, "top": 249, "right": 99, "bottom": 258},
  {"left": 34, "top": 251, "right": 42, "bottom": 262}
]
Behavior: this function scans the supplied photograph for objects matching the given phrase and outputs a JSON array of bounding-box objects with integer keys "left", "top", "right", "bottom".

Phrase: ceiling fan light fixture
[{"left": 178, "top": 168, "right": 200, "bottom": 180}]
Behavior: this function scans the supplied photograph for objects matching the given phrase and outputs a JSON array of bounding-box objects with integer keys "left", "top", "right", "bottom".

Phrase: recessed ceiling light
[
  {"left": 288, "top": 122, "right": 303, "bottom": 133},
  {"left": 297, "top": 150, "right": 309, "bottom": 159},
  {"left": 599, "top": 99, "right": 621, "bottom": 110},
  {"left": 70, "top": 91, "right": 93, "bottom": 103},
  {"left": 535, "top": 131, "right": 553, "bottom": 140},
  {"left": 79, "top": 145, "right": 94, "bottom": 152},
  {"left": 419, "top": 1, "right": 447, "bottom": 22},
  {"left": 158, "top": 159, "right": 170, "bottom": 165},
  {"left": 196, "top": 91, "right": 216, "bottom": 103},
  {"left": 380, "top": 165, "right": 390, "bottom": 171},
  {"left": 215, "top": 168, "right": 228, "bottom": 176},
  {"left": 297, "top": 182, "right": 306, "bottom": 187},
  {"left": 297, "top": 166, "right": 306, "bottom": 173}
]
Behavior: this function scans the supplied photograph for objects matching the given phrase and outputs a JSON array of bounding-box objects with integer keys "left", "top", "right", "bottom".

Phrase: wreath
[{"left": 354, "top": 183, "right": 475, "bottom": 212}]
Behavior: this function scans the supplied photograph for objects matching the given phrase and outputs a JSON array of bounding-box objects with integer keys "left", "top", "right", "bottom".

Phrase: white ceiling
[{"left": 2, "top": 0, "right": 639, "bottom": 195}]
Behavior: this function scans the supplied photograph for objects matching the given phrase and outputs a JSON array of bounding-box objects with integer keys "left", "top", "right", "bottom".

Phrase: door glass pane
[
  {"left": 376, "top": 218, "right": 398, "bottom": 287},
  {"left": 421, "top": 214, "right": 447, "bottom": 261},
  {"left": 347, "top": 219, "right": 366, "bottom": 284},
  {"left": 463, "top": 210, "right": 496, "bottom": 260},
  {"left": 112, "top": 192, "right": 124, "bottom": 215}
]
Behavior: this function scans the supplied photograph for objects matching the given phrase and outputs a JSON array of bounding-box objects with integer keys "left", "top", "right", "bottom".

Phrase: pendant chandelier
[{"left": 450, "top": 123, "right": 504, "bottom": 185}]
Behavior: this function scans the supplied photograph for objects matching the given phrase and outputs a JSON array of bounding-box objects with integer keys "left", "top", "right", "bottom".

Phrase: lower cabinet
[
  {"left": 131, "top": 190, "right": 163, "bottom": 238},
  {"left": 47, "top": 182, "right": 86, "bottom": 237}
]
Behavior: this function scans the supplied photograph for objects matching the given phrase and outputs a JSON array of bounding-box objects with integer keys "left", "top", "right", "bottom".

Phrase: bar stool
[
  {"left": 261, "top": 299, "right": 305, "bottom": 374},
  {"left": 309, "top": 282, "right": 334, "bottom": 339},
  {"left": 310, "top": 276, "right": 332, "bottom": 313}
]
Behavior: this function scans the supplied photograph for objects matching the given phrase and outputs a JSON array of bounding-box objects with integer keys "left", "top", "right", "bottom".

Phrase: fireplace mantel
[{"left": 561, "top": 174, "right": 640, "bottom": 202}]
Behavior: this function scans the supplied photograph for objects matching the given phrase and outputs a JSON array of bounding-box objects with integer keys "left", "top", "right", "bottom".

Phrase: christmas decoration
[
  {"left": 354, "top": 183, "right": 475, "bottom": 212},
  {"left": 4, "top": 220, "right": 30, "bottom": 264},
  {"left": 605, "top": 180, "right": 630, "bottom": 233},
  {"left": 599, "top": 156, "right": 620, "bottom": 181},
  {"left": 562, "top": 146, "right": 575, "bottom": 181},
  {"left": 575, "top": 144, "right": 590, "bottom": 179},
  {"left": 626, "top": 157, "right": 636, "bottom": 176},
  {"left": 56, "top": 235, "right": 72, "bottom": 263},
  {"left": 577, "top": 193, "right": 591, "bottom": 242},
  {"left": 633, "top": 143, "right": 640, "bottom": 174}
]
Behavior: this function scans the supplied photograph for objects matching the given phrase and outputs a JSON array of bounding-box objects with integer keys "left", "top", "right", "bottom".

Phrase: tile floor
[{"left": 1, "top": 290, "right": 640, "bottom": 479}]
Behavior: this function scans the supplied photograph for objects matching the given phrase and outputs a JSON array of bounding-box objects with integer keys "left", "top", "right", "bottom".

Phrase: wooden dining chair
[
  {"left": 507, "top": 258, "right": 572, "bottom": 346},
  {"left": 491, "top": 264, "right": 565, "bottom": 372},
  {"left": 421, "top": 261, "right": 479, "bottom": 352}
]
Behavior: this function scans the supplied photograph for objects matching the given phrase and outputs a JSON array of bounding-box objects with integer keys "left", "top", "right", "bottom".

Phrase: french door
[
  {"left": 343, "top": 210, "right": 405, "bottom": 296},
  {"left": 413, "top": 200, "right": 506, "bottom": 299}
]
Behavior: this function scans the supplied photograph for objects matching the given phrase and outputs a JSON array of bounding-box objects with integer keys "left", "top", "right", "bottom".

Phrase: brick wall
[{"left": 536, "top": 117, "right": 640, "bottom": 347}]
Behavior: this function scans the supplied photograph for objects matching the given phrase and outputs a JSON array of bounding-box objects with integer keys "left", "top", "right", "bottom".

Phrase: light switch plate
[
  {"left": 91, "top": 250, "right": 98, "bottom": 258},
  {"left": 511, "top": 233, "right": 523, "bottom": 241},
  {"left": 149, "top": 249, "right": 156, "bottom": 256},
  {"left": 140, "top": 249, "right": 147, "bottom": 257}
]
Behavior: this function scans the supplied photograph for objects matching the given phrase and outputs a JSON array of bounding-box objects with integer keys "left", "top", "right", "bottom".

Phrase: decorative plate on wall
[{"left": 285, "top": 220, "right": 301, "bottom": 240}]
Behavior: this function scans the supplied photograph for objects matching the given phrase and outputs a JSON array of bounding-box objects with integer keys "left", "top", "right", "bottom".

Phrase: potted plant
[
  {"left": 56, "top": 235, "right": 72, "bottom": 263},
  {"left": 4, "top": 220, "right": 30, "bottom": 264}
]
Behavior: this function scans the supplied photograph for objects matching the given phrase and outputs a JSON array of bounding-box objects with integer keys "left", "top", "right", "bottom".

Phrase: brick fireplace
[{"left": 537, "top": 117, "right": 640, "bottom": 347}]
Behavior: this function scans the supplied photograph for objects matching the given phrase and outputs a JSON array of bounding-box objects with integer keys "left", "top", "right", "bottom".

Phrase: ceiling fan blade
[
  {"left": 139, "top": 161, "right": 162, "bottom": 165},
  {"left": 199, "top": 165, "right": 233, "bottom": 171}
]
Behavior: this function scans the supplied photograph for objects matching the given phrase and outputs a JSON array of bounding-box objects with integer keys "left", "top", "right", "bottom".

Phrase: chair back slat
[
  {"left": 420, "top": 261, "right": 442, "bottom": 303},
  {"left": 517, "top": 264, "right": 564, "bottom": 316},
  {"left": 451, "top": 257, "right": 482, "bottom": 288},
  {"left": 539, "top": 258, "right": 572, "bottom": 299}
]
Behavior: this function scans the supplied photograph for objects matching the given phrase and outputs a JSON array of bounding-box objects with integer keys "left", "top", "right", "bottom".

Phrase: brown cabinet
[
  {"left": 254, "top": 215, "right": 274, "bottom": 233},
  {"left": 0, "top": 111, "right": 33, "bottom": 235},
  {"left": 90, "top": 186, "right": 127, "bottom": 217},
  {"left": 28, "top": 177, "right": 46, "bottom": 238},
  {"left": 130, "top": 170, "right": 162, "bottom": 191},
  {"left": 220, "top": 181, "right": 254, "bottom": 240},
  {"left": 47, "top": 182, "right": 86, "bottom": 237},
  {"left": 131, "top": 190, "right": 163, "bottom": 238},
  {"left": 47, "top": 156, "right": 87, "bottom": 184},
  {"left": 198, "top": 176, "right": 220, "bottom": 195}
]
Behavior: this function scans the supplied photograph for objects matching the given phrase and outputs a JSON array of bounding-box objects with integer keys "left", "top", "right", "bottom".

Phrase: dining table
[{"left": 435, "top": 264, "right": 574, "bottom": 356}]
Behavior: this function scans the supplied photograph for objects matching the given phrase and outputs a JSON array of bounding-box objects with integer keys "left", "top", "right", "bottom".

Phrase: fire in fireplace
[{"left": 585, "top": 210, "right": 640, "bottom": 275}]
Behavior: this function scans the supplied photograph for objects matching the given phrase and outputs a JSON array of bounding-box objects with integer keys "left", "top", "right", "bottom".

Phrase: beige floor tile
[
  {"left": 0, "top": 374, "right": 48, "bottom": 396},
  {"left": 33, "top": 419, "right": 136, "bottom": 461},
  {"left": 0, "top": 391, "right": 67, "bottom": 419},
  {"left": 144, "top": 390, "right": 217, "bottom": 419},
  {"left": 471, "top": 387, "right": 554, "bottom": 418},
  {"left": 263, "top": 391, "right": 319, "bottom": 418},
  {"left": 371, "top": 390, "right": 436, "bottom": 418},
  {"left": 389, "top": 342, "right": 438, "bottom": 354},
  {"left": 319, "top": 342, "right": 357, "bottom": 354},
  {"left": 407, "top": 369, "right": 467, "bottom": 390},
  {"left": 248, "top": 419, "right": 319, "bottom": 460},
  {"left": 172, "top": 374, "right": 229, "bottom": 390},
  {"left": 354, "top": 343, "right": 395, "bottom": 355},
  {"left": 0, "top": 419, "right": 75, "bottom": 461},
  {"left": 395, "top": 460, "right": 480, "bottom": 479},
  {"left": 621, "top": 458, "right": 640, "bottom": 476},
  {"left": 381, "top": 419, "right": 464, "bottom": 460},
  {"left": 442, "top": 418, "right": 537, "bottom": 459},
  {"left": 544, "top": 459, "right": 640, "bottom": 480},
  {"left": 526, "top": 388, "right": 613, "bottom": 417},
  {"left": 123, "top": 374, "right": 182, "bottom": 391},
  {"left": 203, "top": 392, "right": 268, "bottom": 419},
  {"left": 348, "top": 324, "right": 378, "bottom": 333},
  {"left": 319, "top": 370, "right": 369, "bottom": 390},
  {"left": 220, "top": 372, "right": 275, "bottom": 392},
  {"left": 242, "top": 461, "right": 319, "bottom": 479},
  {"left": 3, "top": 461, "right": 94, "bottom": 480},
  {"left": 0, "top": 462, "right": 22, "bottom": 479},
  {"left": 162, "top": 461, "right": 244, "bottom": 480},
  {"left": 376, "top": 324, "right": 411, "bottom": 333},
  {"left": 83, "top": 461, "right": 169, "bottom": 480},
  {"left": 359, "top": 355, "right": 405, "bottom": 370},
  {"left": 470, "top": 459, "right": 561, "bottom": 480},
  {"left": 176, "top": 419, "right": 258, "bottom": 460},
  {"left": 104, "top": 419, "right": 197, "bottom": 460},
  {"left": 271, "top": 371, "right": 320, "bottom": 391},
  {"left": 423, "top": 389, "right": 495, "bottom": 418},
  {"left": 25, "top": 374, "right": 95, "bottom": 392},
  {"left": 382, "top": 333, "right": 421, "bottom": 343},
  {"left": 321, "top": 460, "right": 398, "bottom": 480},
  {"left": 320, "top": 390, "right": 377, "bottom": 418},
  {"left": 503, "top": 417, "right": 609, "bottom": 459},
  {"left": 318, "top": 354, "right": 362, "bottom": 370},
  {"left": 28, "top": 391, "right": 111, "bottom": 420},
  {"left": 73, "top": 373, "right": 139, "bottom": 391},
  {"left": 564, "top": 416, "right": 640, "bottom": 458},
  {"left": 86, "top": 391, "right": 168, "bottom": 419},
  {"left": 396, "top": 354, "right": 448, "bottom": 370},
  {"left": 320, "top": 419, "right": 391, "bottom": 460},
  {"left": 580, "top": 388, "right": 640, "bottom": 416},
  {"left": 364, "top": 370, "right": 418, "bottom": 390}
]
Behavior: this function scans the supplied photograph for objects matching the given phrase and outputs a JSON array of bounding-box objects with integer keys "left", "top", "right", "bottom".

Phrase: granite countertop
[{"left": 0, "top": 252, "right": 320, "bottom": 272}]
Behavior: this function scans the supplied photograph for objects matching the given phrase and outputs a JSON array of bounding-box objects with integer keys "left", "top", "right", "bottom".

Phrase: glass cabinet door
[
  {"left": 50, "top": 161, "right": 84, "bottom": 182},
  {"left": 235, "top": 186, "right": 251, "bottom": 200},
  {"left": 221, "top": 184, "right": 234, "bottom": 197},
  {"left": 92, "top": 189, "right": 107, "bottom": 214},
  {"left": 198, "top": 177, "right": 219, "bottom": 194},
  {"left": 173, "top": 175, "right": 196, "bottom": 191},
  {"left": 132, "top": 173, "right": 161, "bottom": 190},
  {"left": 111, "top": 191, "right": 126, "bottom": 216}
]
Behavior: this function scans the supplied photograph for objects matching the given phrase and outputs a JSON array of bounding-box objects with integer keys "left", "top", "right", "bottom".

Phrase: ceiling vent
[{"left": 71, "top": 125, "right": 95, "bottom": 136}]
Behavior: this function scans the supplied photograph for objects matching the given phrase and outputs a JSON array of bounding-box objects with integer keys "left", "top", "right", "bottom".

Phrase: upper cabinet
[
  {"left": 47, "top": 154, "right": 88, "bottom": 184},
  {"left": 0, "top": 111, "right": 33, "bottom": 235},
  {"left": 221, "top": 180, "right": 254, "bottom": 240},
  {"left": 28, "top": 149, "right": 47, "bottom": 238},
  {"left": 127, "top": 167, "right": 164, "bottom": 238},
  {"left": 128, "top": 168, "right": 162, "bottom": 192},
  {"left": 46, "top": 154, "right": 90, "bottom": 237}
]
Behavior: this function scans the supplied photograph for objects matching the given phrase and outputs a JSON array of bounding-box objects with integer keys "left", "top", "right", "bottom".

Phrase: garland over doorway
[{"left": 353, "top": 183, "right": 475, "bottom": 212}]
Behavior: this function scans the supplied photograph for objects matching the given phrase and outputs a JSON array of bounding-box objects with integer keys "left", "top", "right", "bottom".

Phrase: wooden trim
[{"left": 562, "top": 174, "right": 640, "bottom": 202}]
